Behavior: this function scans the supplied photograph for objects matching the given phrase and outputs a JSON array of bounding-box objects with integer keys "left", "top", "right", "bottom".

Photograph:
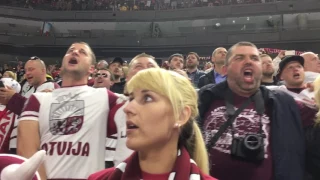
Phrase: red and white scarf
[
  {"left": 107, "top": 147, "right": 205, "bottom": 180},
  {"left": 0, "top": 108, "right": 15, "bottom": 153}
]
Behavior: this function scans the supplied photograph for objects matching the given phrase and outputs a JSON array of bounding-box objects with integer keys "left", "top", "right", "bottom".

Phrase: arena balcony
[
  {"left": 0, "top": 0, "right": 300, "bottom": 12},
  {"left": 0, "top": 0, "right": 319, "bottom": 58}
]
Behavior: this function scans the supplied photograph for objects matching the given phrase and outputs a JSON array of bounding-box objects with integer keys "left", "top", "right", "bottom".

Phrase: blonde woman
[
  {"left": 89, "top": 68, "right": 216, "bottom": 180},
  {"left": 2, "top": 71, "right": 16, "bottom": 80}
]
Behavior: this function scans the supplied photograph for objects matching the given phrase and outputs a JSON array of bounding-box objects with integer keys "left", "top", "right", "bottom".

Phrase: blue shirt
[{"left": 214, "top": 71, "right": 226, "bottom": 84}]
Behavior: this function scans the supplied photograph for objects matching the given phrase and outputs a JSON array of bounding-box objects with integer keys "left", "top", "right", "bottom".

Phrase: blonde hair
[
  {"left": 4, "top": 71, "right": 16, "bottom": 80},
  {"left": 126, "top": 68, "right": 209, "bottom": 174},
  {"left": 314, "top": 76, "right": 320, "bottom": 124}
]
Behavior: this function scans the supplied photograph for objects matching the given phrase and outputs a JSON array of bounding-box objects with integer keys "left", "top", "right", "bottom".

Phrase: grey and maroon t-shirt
[{"left": 203, "top": 93, "right": 273, "bottom": 180}]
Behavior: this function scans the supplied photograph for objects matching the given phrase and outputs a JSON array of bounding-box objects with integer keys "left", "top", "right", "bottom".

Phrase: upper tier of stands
[{"left": 1, "top": 0, "right": 294, "bottom": 11}]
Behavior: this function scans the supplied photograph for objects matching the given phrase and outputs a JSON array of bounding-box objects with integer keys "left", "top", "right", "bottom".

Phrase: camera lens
[{"left": 243, "top": 134, "right": 262, "bottom": 151}]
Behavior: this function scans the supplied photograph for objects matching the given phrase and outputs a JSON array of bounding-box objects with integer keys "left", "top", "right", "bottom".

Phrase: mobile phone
[
  {"left": 0, "top": 81, "right": 4, "bottom": 88},
  {"left": 285, "top": 50, "right": 296, "bottom": 56}
]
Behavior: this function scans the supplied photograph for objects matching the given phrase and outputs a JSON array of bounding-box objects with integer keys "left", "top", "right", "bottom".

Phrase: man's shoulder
[
  {"left": 36, "top": 82, "right": 58, "bottom": 92},
  {"left": 261, "top": 86, "right": 295, "bottom": 103},
  {"left": 199, "top": 81, "right": 226, "bottom": 97}
]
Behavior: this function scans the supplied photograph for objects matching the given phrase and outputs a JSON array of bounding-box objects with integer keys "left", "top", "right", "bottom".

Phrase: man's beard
[
  {"left": 262, "top": 71, "right": 274, "bottom": 78},
  {"left": 186, "top": 64, "right": 197, "bottom": 69},
  {"left": 113, "top": 74, "right": 121, "bottom": 80}
]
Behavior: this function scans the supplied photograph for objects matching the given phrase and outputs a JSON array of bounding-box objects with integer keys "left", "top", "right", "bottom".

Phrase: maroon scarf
[{"left": 107, "top": 147, "right": 203, "bottom": 180}]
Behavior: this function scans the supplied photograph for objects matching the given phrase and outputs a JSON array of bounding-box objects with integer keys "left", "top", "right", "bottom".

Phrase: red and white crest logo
[{"left": 49, "top": 101, "right": 84, "bottom": 135}]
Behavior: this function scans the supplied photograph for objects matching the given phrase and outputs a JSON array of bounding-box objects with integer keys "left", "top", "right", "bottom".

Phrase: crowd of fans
[
  {"left": 0, "top": 41, "right": 320, "bottom": 180},
  {"left": 2, "top": 0, "right": 283, "bottom": 11}
]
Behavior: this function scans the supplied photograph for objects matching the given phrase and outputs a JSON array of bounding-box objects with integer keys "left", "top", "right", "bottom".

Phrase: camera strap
[{"left": 206, "top": 88, "right": 264, "bottom": 150}]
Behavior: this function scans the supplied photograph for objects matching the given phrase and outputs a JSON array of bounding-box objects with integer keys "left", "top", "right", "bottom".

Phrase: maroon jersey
[{"left": 204, "top": 93, "right": 273, "bottom": 180}]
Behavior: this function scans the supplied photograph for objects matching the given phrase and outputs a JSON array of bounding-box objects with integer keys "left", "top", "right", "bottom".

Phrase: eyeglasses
[
  {"left": 94, "top": 73, "right": 108, "bottom": 78},
  {"left": 30, "top": 56, "right": 40, "bottom": 60}
]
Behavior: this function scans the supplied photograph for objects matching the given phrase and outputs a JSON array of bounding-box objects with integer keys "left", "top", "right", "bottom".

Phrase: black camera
[{"left": 230, "top": 134, "right": 265, "bottom": 162}]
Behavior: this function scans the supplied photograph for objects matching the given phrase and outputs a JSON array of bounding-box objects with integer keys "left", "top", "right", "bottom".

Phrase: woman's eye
[{"left": 144, "top": 95, "right": 153, "bottom": 102}]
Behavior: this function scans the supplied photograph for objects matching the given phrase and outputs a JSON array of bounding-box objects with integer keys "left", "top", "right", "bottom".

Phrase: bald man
[
  {"left": 0, "top": 58, "right": 60, "bottom": 115},
  {"left": 301, "top": 52, "right": 320, "bottom": 82},
  {"left": 0, "top": 58, "right": 59, "bottom": 154}
]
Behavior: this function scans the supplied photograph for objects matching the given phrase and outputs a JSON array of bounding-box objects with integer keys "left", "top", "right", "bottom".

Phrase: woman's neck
[{"left": 139, "top": 142, "right": 178, "bottom": 174}]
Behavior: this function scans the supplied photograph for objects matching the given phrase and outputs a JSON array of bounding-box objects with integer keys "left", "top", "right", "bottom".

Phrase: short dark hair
[
  {"left": 225, "top": 42, "right": 257, "bottom": 65},
  {"left": 168, "top": 53, "right": 184, "bottom": 63},
  {"left": 187, "top": 52, "right": 200, "bottom": 61}
]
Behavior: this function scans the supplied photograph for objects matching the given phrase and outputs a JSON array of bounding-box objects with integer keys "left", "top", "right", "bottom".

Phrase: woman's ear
[{"left": 177, "top": 106, "right": 191, "bottom": 127}]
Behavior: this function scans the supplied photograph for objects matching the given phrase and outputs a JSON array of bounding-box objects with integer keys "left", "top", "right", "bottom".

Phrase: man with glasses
[{"left": 93, "top": 69, "right": 114, "bottom": 90}]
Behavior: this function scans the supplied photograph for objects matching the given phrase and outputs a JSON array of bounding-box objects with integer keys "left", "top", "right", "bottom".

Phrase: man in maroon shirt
[{"left": 198, "top": 41, "right": 305, "bottom": 180}]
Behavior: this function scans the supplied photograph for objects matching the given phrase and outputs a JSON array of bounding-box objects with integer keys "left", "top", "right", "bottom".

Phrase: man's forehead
[
  {"left": 133, "top": 58, "right": 155, "bottom": 65},
  {"left": 69, "top": 43, "right": 90, "bottom": 50},
  {"left": 25, "top": 60, "right": 38, "bottom": 67},
  {"left": 172, "top": 56, "right": 183, "bottom": 60},
  {"left": 110, "top": 62, "right": 121, "bottom": 66},
  {"left": 262, "top": 57, "right": 272, "bottom": 61},
  {"left": 284, "top": 61, "right": 302, "bottom": 68},
  {"left": 232, "top": 46, "right": 259, "bottom": 55},
  {"left": 217, "top": 48, "right": 227, "bottom": 52}
]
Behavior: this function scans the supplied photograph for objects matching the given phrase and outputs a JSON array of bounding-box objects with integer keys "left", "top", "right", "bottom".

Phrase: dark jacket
[
  {"left": 261, "top": 76, "right": 283, "bottom": 86},
  {"left": 198, "top": 69, "right": 215, "bottom": 88},
  {"left": 305, "top": 125, "right": 320, "bottom": 180},
  {"left": 198, "top": 81, "right": 305, "bottom": 180}
]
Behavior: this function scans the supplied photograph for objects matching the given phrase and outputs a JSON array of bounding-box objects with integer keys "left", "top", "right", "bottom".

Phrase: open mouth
[
  {"left": 127, "top": 121, "right": 139, "bottom": 129},
  {"left": 27, "top": 76, "right": 33, "bottom": 80},
  {"left": 69, "top": 57, "right": 78, "bottom": 65},
  {"left": 293, "top": 73, "right": 300, "bottom": 78},
  {"left": 243, "top": 69, "right": 253, "bottom": 83}
]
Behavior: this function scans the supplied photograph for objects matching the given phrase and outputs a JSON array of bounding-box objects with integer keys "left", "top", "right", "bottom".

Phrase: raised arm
[{"left": 17, "top": 95, "right": 47, "bottom": 180}]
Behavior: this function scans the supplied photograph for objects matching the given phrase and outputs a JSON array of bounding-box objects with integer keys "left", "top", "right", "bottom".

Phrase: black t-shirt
[
  {"left": 261, "top": 81, "right": 277, "bottom": 86},
  {"left": 110, "top": 80, "right": 126, "bottom": 94},
  {"left": 261, "top": 77, "right": 280, "bottom": 86}
]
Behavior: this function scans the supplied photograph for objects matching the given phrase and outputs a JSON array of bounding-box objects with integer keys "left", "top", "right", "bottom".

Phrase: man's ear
[
  {"left": 211, "top": 57, "right": 215, "bottom": 64},
  {"left": 222, "top": 65, "right": 227, "bottom": 75},
  {"left": 89, "top": 65, "right": 95, "bottom": 74},
  {"left": 280, "top": 74, "right": 284, "bottom": 81}
]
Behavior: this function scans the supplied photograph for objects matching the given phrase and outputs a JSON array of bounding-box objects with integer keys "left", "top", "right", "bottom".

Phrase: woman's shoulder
[{"left": 88, "top": 167, "right": 115, "bottom": 180}]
